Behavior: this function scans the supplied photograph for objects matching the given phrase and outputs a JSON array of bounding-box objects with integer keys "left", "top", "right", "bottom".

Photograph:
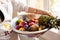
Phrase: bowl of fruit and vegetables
[{"left": 11, "top": 13, "right": 60, "bottom": 35}]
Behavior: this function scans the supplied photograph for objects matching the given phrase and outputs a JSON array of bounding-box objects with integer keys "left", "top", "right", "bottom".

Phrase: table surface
[{"left": 9, "top": 30, "right": 60, "bottom": 40}]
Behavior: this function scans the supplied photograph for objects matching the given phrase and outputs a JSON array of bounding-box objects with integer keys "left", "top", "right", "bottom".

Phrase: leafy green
[{"left": 38, "top": 15, "right": 60, "bottom": 30}]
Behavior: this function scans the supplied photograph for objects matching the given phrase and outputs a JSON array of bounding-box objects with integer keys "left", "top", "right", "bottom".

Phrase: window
[
  {"left": 27, "top": 0, "right": 44, "bottom": 10},
  {"left": 49, "top": 0, "right": 60, "bottom": 18}
]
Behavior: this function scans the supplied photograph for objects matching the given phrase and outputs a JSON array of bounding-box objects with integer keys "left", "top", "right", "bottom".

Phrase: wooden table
[{"left": 9, "top": 30, "right": 60, "bottom": 40}]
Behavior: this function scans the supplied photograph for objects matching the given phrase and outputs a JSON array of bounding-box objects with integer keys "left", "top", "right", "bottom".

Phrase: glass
[{"left": 0, "top": 21, "right": 11, "bottom": 40}]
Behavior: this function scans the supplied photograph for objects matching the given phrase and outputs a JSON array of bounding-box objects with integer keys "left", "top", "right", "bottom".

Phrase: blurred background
[{"left": 0, "top": 0, "right": 60, "bottom": 20}]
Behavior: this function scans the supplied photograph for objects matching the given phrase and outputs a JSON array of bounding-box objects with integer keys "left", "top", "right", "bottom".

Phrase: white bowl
[{"left": 11, "top": 13, "right": 48, "bottom": 35}]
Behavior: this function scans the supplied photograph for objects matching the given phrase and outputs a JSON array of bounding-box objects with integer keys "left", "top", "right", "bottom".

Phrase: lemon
[
  {"left": 18, "top": 19, "right": 23, "bottom": 23},
  {"left": 19, "top": 27, "right": 25, "bottom": 31},
  {"left": 39, "top": 25, "right": 43, "bottom": 31}
]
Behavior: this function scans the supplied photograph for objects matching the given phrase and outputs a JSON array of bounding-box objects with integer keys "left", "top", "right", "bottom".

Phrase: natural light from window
[{"left": 49, "top": 0, "right": 60, "bottom": 18}]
